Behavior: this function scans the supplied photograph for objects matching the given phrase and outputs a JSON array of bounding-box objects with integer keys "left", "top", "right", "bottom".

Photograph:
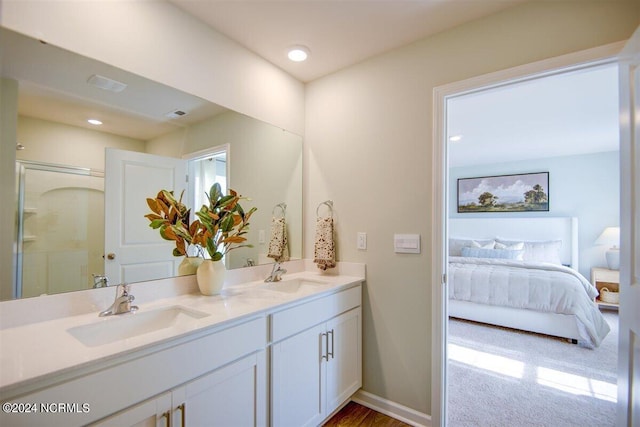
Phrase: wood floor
[{"left": 323, "top": 401, "right": 410, "bottom": 427}]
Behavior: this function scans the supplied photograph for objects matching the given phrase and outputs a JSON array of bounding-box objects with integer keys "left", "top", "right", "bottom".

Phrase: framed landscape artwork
[{"left": 457, "top": 172, "right": 549, "bottom": 213}]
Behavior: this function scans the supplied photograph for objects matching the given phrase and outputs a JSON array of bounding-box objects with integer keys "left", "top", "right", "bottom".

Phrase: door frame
[
  {"left": 182, "top": 143, "right": 230, "bottom": 213},
  {"left": 430, "top": 40, "right": 625, "bottom": 427}
]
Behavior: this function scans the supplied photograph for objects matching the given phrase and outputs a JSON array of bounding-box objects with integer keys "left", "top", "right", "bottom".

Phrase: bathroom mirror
[{"left": 2, "top": 28, "right": 302, "bottom": 300}]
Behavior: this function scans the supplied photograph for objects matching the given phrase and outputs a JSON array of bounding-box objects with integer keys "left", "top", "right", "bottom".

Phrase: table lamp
[{"left": 595, "top": 227, "right": 620, "bottom": 270}]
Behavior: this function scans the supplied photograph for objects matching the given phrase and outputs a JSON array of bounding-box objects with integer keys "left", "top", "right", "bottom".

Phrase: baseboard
[{"left": 351, "top": 390, "right": 431, "bottom": 427}]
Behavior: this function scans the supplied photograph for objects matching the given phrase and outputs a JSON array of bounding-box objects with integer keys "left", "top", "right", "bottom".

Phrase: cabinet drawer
[
  {"left": 271, "top": 285, "right": 361, "bottom": 343},
  {"left": 594, "top": 269, "right": 619, "bottom": 283},
  {"left": 1, "top": 316, "right": 266, "bottom": 427}
]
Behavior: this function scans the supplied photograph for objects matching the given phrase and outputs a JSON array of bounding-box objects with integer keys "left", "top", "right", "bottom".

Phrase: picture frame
[{"left": 457, "top": 172, "right": 549, "bottom": 213}]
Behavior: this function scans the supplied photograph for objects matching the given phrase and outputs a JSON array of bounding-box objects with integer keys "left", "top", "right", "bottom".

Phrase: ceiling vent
[
  {"left": 87, "top": 74, "right": 127, "bottom": 93},
  {"left": 165, "top": 109, "right": 187, "bottom": 119}
]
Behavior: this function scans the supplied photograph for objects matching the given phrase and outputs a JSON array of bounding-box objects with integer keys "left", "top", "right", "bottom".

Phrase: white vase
[
  {"left": 178, "top": 256, "right": 203, "bottom": 276},
  {"left": 196, "top": 259, "right": 226, "bottom": 295}
]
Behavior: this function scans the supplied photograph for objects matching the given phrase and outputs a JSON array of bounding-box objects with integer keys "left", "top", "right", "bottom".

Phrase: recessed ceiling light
[
  {"left": 287, "top": 46, "right": 310, "bottom": 62},
  {"left": 87, "top": 119, "right": 103, "bottom": 125},
  {"left": 449, "top": 135, "right": 463, "bottom": 142}
]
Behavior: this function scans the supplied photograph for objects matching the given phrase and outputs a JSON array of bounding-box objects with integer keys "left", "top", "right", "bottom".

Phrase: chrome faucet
[
  {"left": 265, "top": 262, "right": 287, "bottom": 282},
  {"left": 92, "top": 274, "right": 109, "bottom": 288},
  {"left": 99, "top": 283, "right": 139, "bottom": 317}
]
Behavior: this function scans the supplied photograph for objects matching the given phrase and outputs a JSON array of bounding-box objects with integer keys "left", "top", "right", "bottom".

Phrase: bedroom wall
[
  {"left": 304, "top": 0, "right": 638, "bottom": 418},
  {"left": 449, "top": 151, "right": 620, "bottom": 279}
]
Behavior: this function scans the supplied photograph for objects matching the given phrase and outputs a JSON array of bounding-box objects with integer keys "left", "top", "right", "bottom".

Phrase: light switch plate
[
  {"left": 357, "top": 232, "right": 367, "bottom": 250},
  {"left": 259, "top": 230, "right": 265, "bottom": 244},
  {"left": 394, "top": 234, "right": 420, "bottom": 253}
]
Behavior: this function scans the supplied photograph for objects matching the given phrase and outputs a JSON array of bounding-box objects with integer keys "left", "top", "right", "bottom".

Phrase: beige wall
[
  {"left": 147, "top": 111, "right": 304, "bottom": 269},
  {"left": 9, "top": 116, "right": 146, "bottom": 299},
  {"left": 17, "top": 116, "right": 145, "bottom": 170},
  {"left": 0, "top": 79, "right": 18, "bottom": 299},
  {"left": 304, "top": 1, "right": 639, "bottom": 415},
  {"left": 0, "top": 0, "right": 305, "bottom": 135}
]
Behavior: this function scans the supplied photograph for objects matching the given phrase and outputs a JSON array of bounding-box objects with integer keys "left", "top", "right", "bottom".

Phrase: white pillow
[
  {"left": 494, "top": 241, "right": 525, "bottom": 250},
  {"left": 495, "top": 238, "right": 562, "bottom": 265},
  {"left": 449, "top": 238, "right": 495, "bottom": 256},
  {"left": 461, "top": 247, "right": 525, "bottom": 260}
]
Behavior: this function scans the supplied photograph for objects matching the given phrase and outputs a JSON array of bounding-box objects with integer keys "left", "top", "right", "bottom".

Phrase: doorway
[
  {"left": 184, "top": 144, "right": 230, "bottom": 260},
  {"left": 430, "top": 42, "right": 625, "bottom": 426}
]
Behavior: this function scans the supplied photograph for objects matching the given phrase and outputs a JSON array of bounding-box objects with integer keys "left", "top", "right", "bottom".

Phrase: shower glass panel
[{"left": 15, "top": 161, "right": 104, "bottom": 299}]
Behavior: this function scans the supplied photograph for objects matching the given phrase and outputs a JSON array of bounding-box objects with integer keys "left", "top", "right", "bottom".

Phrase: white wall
[
  {"left": 449, "top": 151, "right": 620, "bottom": 279},
  {"left": 305, "top": 1, "right": 639, "bottom": 416},
  {"left": 0, "top": 0, "right": 305, "bottom": 136}
]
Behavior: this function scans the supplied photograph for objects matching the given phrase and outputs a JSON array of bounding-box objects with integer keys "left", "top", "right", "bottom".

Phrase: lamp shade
[{"left": 595, "top": 227, "right": 620, "bottom": 248}]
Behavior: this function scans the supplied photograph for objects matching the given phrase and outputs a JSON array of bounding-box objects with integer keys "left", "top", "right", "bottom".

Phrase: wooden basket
[{"left": 600, "top": 287, "right": 619, "bottom": 304}]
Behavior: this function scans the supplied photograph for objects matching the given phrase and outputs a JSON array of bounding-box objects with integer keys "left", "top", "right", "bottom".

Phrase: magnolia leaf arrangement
[
  {"left": 145, "top": 190, "right": 202, "bottom": 257},
  {"left": 145, "top": 183, "right": 256, "bottom": 262}
]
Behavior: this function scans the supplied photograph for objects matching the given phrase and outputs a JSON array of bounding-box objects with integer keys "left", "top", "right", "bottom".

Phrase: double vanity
[{"left": 0, "top": 261, "right": 364, "bottom": 426}]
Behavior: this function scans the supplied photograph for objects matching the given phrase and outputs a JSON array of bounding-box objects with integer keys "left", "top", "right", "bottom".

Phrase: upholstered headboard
[{"left": 448, "top": 217, "right": 579, "bottom": 270}]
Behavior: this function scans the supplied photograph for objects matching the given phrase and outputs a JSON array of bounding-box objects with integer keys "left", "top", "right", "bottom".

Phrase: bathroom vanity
[{"left": 0, "top": 261, "right": 364, "bottom": 427}]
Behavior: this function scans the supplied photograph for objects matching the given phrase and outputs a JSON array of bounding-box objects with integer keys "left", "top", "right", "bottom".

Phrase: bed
[{"left": 448, "top": 217, "right": 610, "bottom": 348}]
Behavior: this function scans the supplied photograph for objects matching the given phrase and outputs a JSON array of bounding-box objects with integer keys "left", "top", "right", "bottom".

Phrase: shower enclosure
[{"left": 15, "top": 161, "right": 104, "bottom": 299}]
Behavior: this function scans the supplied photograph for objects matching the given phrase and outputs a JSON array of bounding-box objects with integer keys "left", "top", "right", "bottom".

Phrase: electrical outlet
[{"left": 357, "top": 232, "right": 367, "bottom": 250}]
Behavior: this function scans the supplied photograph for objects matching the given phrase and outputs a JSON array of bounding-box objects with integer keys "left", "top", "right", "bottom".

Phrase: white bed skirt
[{"left": 449, "top": 300, "right": 582, "bottom": 342}]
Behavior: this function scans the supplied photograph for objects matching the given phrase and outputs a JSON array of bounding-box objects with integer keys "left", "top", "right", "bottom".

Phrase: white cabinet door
[
  {"left": 92, "top": 352, "right": 265, "bottom": 427},
  {"left": 90, "top": 392, "right": 172, "bottom": 427},
  {"left": 174, "top": 351, "right": 266, "bottom": 427},
  {"left": 271, "top": 323, "right": 326, "bottom": 427},
  {"left": 325, "top": 308, "right": 362, "bottom": 416},
  {"left": 271, "top": 307, "right": 362, "bottom": 427}
]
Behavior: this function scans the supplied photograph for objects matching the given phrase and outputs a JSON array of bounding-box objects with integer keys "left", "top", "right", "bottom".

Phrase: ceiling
[
  {"left": 167, "top": 0, "right": 619, "bottom": 165},
  {"left": 4, "top": 2, "right": 620, "bottom": 163},
  {"left": 168, "top": 0, "right": 527, "bottom": 83},
  {"left": 447, "top": 64, "right": 620, "bottom": 167},
  {"left": 2, "top": 28, "right": 226, "bottom": 141}
]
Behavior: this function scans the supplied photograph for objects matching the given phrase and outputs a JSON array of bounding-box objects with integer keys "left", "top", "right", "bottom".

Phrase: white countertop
[{"left": 0, "top": 261, "right": 364, "bottom": 397}]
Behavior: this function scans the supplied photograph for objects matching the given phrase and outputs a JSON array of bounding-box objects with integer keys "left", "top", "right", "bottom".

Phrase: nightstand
[{"left": 591, "top": 267, "right": 620, "bottom": 310}]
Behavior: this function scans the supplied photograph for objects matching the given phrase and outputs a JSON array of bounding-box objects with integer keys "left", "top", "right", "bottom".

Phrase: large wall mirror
[{"left": 1, "top": 27, "right": 302, "bottom": 301}]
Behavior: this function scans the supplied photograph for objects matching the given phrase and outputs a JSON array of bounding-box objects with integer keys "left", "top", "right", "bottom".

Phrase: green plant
[
  {"left": 144, "top": 190, "right": 202, "bottom": 257},
  {"left": 193, "top": 183, "right": 257, "bottom": 261}
]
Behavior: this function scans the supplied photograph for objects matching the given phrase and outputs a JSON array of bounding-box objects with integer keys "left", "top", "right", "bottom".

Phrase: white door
[
  {"left": 325, "top": 308, "right": 362, "bottom": 416},
  {"left": 271, "top": 323, "right": 326, "bottom": 427},
  {"left": 617, "top": 26, "right": 640, "bottom": 427},
  {"left": 104, "top": 149, "right": 186, "bottom": 284}
]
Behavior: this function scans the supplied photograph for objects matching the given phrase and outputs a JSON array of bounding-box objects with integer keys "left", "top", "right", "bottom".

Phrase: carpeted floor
[{"left": 447, "top": 311, "right": 618, "bottom": 427}]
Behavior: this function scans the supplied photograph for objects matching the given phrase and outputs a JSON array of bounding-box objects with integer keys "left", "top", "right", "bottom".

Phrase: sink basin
[
  {"left": 67, "top": 305, "right": 209, "bottom": 347},
  {"left": 263, "top": 278, "right": 328, "bottom": 293}
]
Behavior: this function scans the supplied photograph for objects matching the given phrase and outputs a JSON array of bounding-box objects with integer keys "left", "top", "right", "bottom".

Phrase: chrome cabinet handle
[
  {"left": 328, "top": 329, "right": 335, "bottom": 359},
  {"left": 321, "top": 332, "right": 328, "bottom": 361}
]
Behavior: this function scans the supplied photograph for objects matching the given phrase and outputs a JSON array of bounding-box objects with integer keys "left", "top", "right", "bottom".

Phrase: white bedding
[{"left": 448, "top": 256, "right": 610, "bottom": 348}]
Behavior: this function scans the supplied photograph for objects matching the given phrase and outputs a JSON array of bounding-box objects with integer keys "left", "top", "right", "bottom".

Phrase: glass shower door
[{"left": 15, "top": 161, "right": 104, "bottom": 298}]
